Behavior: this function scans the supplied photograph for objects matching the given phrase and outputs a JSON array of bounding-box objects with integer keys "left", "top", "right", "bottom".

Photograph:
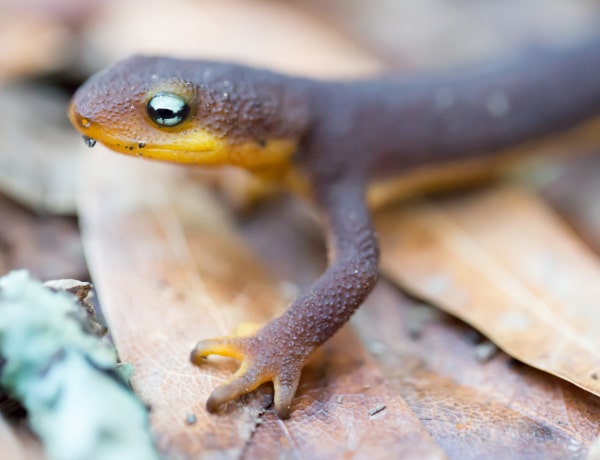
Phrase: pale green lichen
[{"left": 0, "top": 270, "right": 161, "bottom": 460}]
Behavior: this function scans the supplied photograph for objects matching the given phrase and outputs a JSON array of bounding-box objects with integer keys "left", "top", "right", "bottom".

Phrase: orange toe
[
  {"left": 190, "top": 337, "right": 246, "bottom": 362},
  {"left": 190, "top": 334, "right": 305, "bottom": 418}
]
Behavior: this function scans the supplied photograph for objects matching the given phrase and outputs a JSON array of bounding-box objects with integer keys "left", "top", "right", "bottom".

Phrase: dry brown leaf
[
  {"left": 83, "top": 0, "right": 384, "bottom": 78},
  {"left": 0, "top": 85, "right": 81, "bottom": 214},
  {"left": 77, "top": 151, "right": 600, "bottom": 457},
  {"left": 227, "top": 188, "right": 600, "bottom": 458},
  {"left": 354, "top": 281, "right": 600, "bottom": 459},
  {"left": 78, "top": 147, "right": 443, "bottom": 458},
  {"left": 542, "top": 155, "right": 600, "bottom": 254},
  {"left": 247, "top": 326, "right": 445, "bottom": 460},
  {"left": 2, "top": 0, "right": 99, "bottom": 24},
  {"left": 289, "top": 0, "right": 599, "bottom": 68},
  {"left": 236, "top": 206, "right": 445, "bottom": 457},
  {"left": 79, "top": 149, "right": 279, "bottom": 458},
  {"left": 0, "top": 9, "right": 74, "bottom": 81},
  {"left": 376, "top": 185, "right": 600, "bottom": 399},
  {"left": 0, "top": 416, "right": 45, "bottom": 460},
  {"left": 0, "top": 194, "right": 86, "bottom": 280}
]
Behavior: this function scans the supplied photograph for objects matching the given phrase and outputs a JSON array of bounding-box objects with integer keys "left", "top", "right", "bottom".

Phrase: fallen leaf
[
  {"left": 235, "top": 201, "right": 444, "bottom": 458},
  {"left": 79, "top": 148, "right": 278, "bottom": 458},
  {"left": 229, "top": 186, "right": 600, "bottom": 459},
  {"left": 0, "top": 194, "right": 86, "bottom": 280},
  {"left": 0, "top": 9, "right": 74, "bottom": 81},
  {"left": 354, "top": 281, "right": 600, "bottom": 459},
  {"left": 376, "top": 185, "right": 600, "bottom": 399},
  {"left": 541, "top": 154, "right": 600, "bottom": 254},
  {"left": 83, "top": 0, "right": 384, "bottom": 78},
  {"left": 0, "top": 415, "right": 45, "bottom": 460},
  {"left": 0, "top": 84, "right": 81, "bottom": 215},
  {"left": 246, "top": 326, "right": 445, "bottom": 460},
  {"left": 78, "top": 147, "right": 444, "bottom": 458},
  {"left": 288, "top": 0, "right": 600, "bottom": 68}
]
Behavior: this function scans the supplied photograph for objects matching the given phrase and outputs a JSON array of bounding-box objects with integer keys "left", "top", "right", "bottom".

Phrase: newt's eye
[{"left": 147, "top": 93, "right": 190, "bottom": 127}]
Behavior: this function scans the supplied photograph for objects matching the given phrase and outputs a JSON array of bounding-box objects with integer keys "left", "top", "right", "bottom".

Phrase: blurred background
[
  {"left": 0, "top": 0, "right": 598, "bottom": 328},
  {"left": 0, "top": 0, "right": 598, "bottom": 284},
  {"left": 2, "top": 0, "right": 600, "bottom": 457}
]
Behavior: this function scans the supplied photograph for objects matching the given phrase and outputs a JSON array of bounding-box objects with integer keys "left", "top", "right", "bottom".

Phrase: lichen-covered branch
[{"left": 0, "top": 271, "right": 161, "bottom": 460}]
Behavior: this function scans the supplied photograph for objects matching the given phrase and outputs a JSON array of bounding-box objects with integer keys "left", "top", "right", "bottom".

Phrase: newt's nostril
[{"left": 68, "top": 103, "right": 94, "bottom": 131}]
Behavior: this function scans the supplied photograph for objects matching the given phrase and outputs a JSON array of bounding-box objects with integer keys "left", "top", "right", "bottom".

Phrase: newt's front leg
[{"left": 191, "top": 180, "right": 379, "bottom": 418}]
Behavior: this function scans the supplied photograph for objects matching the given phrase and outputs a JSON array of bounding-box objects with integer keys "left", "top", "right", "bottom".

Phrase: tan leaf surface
[
  {"left": 0, "top": 85, "right": 81, "bottom": 214},
  {"left": 247, "top": 326, "right": 444, "bottom": 460},
  {"left": 0, "top": 194, "right": 86, "bottom": 280},
  {"left": 84, "top": 0, "right": 384, "bottom": 78},
  {"left": 376, "top": 185, "right": 600, "bottom": 398},
  {"left": 78, "top": 147, "right": 443, "bottom": 459},
  {"left": 79, "top": 149, "right": 279, "bottom": 458},
  {"left": 237, "top": 204, "right": 444, "bottom": 457},
  {"left": 354, "top": 282, "right": 600, "bottom": 459},
  {"left": 0, "top": 416, "right": 45, "bottom": 460},
  {"left": 288, "top": 0, "right": 599, "bottom": 68},
  {"left": 231, "top": 191, "right": 600, "bottom": 458},
  {"left": 542, "top": 155, "right": 600, "bottom": 254},
  {"left": 0, "top": 8, "right": 74, "bottom": 81}
]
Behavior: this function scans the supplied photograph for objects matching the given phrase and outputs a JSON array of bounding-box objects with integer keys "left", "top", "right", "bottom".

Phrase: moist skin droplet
[{"left": 82, "top": 135, "right": 96, "bottom": 148}]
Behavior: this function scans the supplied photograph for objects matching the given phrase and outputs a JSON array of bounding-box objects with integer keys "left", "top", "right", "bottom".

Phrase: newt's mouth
[
  {"left": 68, "top": 102, "right": 298, "bottom": 170},
  {"left": 68, "top": 103, "right": 229, "bottom": 164}
]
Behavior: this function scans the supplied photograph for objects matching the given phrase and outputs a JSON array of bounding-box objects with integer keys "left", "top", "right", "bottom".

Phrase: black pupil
[{"left": 147, "top": 94, "right": 190, "bottom": 127}]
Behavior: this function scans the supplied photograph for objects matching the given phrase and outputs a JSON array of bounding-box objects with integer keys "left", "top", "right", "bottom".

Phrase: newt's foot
[{"left": 191, "top": 334, "right": 305, "bottom": 418}]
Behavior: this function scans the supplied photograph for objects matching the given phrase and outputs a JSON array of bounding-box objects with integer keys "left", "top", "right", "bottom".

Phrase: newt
[{"left": 69, "top": 35, "right": 600, "bottom": 418}]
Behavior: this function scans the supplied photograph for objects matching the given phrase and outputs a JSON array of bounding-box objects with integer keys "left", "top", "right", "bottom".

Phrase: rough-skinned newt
[{"left": 69, "top": 35, "right": 600, "bottom": 418}]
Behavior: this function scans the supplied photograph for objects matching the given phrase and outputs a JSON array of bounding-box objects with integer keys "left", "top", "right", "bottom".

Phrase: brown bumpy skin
[
  {"left": 70, "top": 34, "right": 600, "bottom": 418},
  {"left": 191, "top": 181, "right": 378, "bottom": 417}
]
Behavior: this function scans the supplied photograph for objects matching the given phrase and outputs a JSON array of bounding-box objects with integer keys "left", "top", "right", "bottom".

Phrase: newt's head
[{"left": 69, "top": 55, "right": 310, "bottom": 172}]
